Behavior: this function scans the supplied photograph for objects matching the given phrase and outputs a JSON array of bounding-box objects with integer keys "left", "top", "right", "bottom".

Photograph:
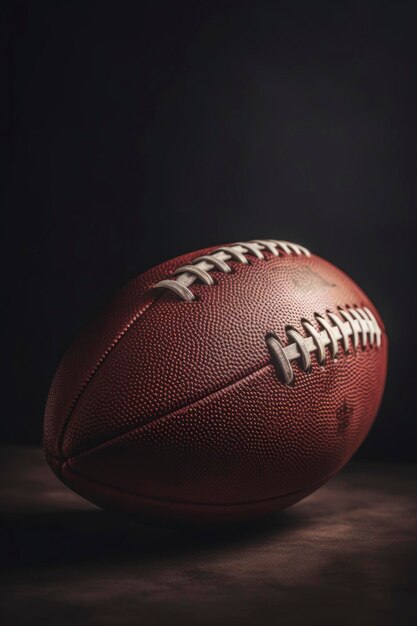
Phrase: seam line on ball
[
  {"left": 64, "top": 362, "right": 273, "bottom": 461},
  {"left": 57, "top": 294, "right": 162, "bottom": 459},
  {"left": 63, "top": 319, "right": 386, "bottom": 463},
  {"left": 62, "top": 461, "right": 333, "bottom": 508}
]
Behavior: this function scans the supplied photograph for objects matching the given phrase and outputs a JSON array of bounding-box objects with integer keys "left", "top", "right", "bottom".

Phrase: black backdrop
[{"left": 2, "top": 0, "right": 416, "bottom": 461}]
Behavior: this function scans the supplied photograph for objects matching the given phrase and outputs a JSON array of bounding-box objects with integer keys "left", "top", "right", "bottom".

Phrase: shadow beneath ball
[{"left": 0, "top": 504, "right": 303, "bottom": 570}]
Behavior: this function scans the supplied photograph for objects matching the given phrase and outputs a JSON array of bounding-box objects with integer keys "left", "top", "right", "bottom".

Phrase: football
[{"left": 44, "top": 239, "right": 387, "bottom": 523}]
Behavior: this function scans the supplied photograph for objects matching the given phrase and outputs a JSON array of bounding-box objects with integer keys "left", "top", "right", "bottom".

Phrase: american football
[{"left": 44, "top": 239, "right": 388, "bottom": 523}]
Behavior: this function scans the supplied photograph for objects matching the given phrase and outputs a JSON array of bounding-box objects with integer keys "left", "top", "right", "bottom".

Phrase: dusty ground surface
[{"left": 1, "top": 446, "right": 416, "bottom": 626}]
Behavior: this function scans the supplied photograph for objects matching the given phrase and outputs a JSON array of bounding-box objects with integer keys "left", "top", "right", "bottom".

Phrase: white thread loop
[
  {"left": 250, "top": 240, "right": 280, "bottom": 255},
  {"left": 266, "top": 335, "right": 294, "bottom": 385},
  {"left": 340, "top": 308, "right": 359, "bottom": 349},
  {"left": 173, "top": 265, "right": 214, "bottom": 285},
  {"left": 234, "top": 242, "right": 265, "bottom": 259},
  {"left": 214, "top": 247, "right": 249, "bottom": 264},
  {"left": 152, "top": 239, "right": 310, "bottom": 301},
  {"left": 327, "top": 312, "right": 350, "bottom": 352},
  {"left": 192, "top": 255, "right": 232, "bottom": 273},
  {"left": 267, "top": 306, "right": 382, "bottom": 385},
  {"left": 286, "top": 328, "right": 312, "bottom": 372},
  {"left": 316, "top": 315, "right": 339, "bottom": 358},
  {"left": 364, "top": 307, "right": 382, "bottom": 347},
  {"left": 302, "top": 319, "right": 326, "bottom": 364},
  {"left": 152, "top": 280, "right": 195, "bottom": 302}
]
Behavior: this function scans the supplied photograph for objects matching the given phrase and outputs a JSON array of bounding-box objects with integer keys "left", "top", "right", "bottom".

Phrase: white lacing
[
  {"left": 266, "top": 306, "right": 382, "bottom": 385},
  {"left": 153, "top": 239, "right": 311, "bottom": 301}
]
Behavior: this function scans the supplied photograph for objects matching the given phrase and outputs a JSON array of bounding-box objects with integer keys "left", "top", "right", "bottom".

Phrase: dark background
[{"left": 2, "top": 0, "right": 416, "bottom": 460}]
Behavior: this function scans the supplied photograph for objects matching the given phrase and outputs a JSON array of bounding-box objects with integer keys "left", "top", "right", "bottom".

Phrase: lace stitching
[
  {"left": 153, "top": 239, "right": 310, "bottom": 301},
  {"left": 266, "top": 306, "right": 382, "bottom": 385}
]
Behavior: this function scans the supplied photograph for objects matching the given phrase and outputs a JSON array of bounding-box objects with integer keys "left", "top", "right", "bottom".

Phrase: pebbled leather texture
[{"left": 43, "top": 242, "right": 388, "bottom": 523}]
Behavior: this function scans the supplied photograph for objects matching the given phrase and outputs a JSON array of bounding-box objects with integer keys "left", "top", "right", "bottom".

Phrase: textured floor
[{"left": 1, "top": 446, "right": 416, "bottom": 626}]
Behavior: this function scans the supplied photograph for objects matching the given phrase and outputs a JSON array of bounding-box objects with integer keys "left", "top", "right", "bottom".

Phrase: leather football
[{"left": 44, "top": 240, "right": 388, "bottom": 523}]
